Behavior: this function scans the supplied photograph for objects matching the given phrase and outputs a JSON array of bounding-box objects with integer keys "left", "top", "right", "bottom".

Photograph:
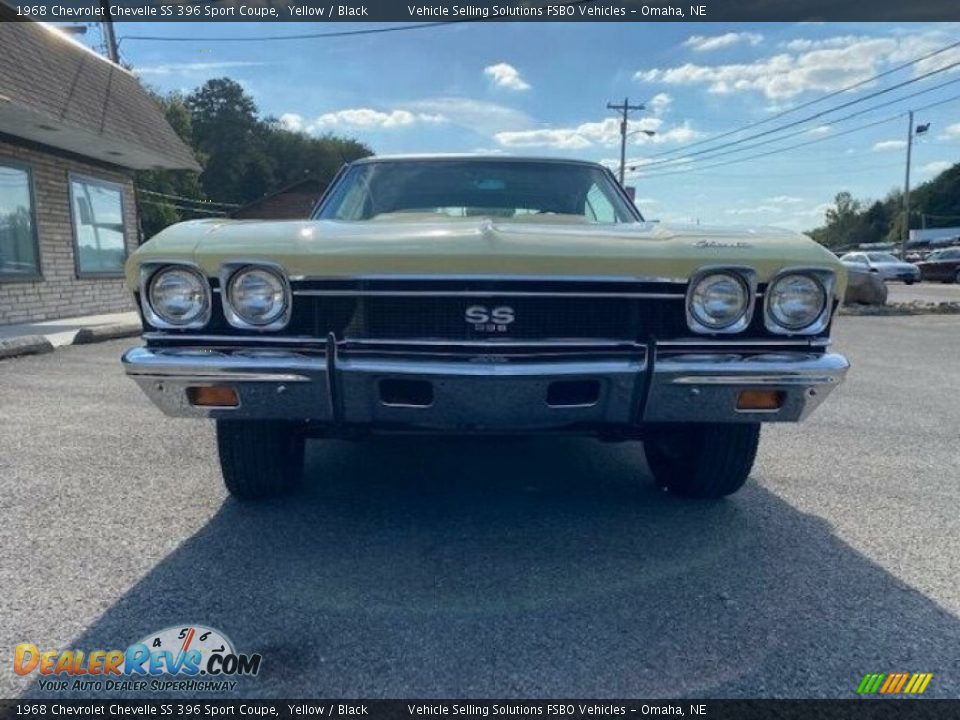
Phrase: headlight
[
  {"left": 224, "top": 266, "right": 290, "bottom": 328},
  {"left": 766, "top": 273, "right": 826, "bottom": 331},
  {"left": 146, "top": 266, "right": 210, "bottom": 328},
  {"left": 688, "top": 272, "right": 751, "bottom": 332}
]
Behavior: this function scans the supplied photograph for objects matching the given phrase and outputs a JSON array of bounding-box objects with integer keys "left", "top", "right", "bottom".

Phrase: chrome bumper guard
[{"left": 122, "top": 341, "right": 849, "bottom": 428}]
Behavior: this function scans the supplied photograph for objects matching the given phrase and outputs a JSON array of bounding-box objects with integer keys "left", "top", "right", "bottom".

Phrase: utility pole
[
  {"left": 607, "top": 97, "right": 645, "bottom": 185},
  {"left": 98, "top": 1, "right": 120, "bottom": 64},
  {"left": 902, "top": 112, "right": 930, "bottom": 259}
]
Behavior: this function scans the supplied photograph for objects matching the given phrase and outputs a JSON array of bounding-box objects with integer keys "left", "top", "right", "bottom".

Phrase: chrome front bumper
[{"left": 122, "top": 342, "right": 849, "bottom": 430}]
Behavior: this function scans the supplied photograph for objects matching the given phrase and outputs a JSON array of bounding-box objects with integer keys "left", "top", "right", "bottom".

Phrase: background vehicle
[
  {"left": 915, "top": 248, "right": 960, "bottom": 283},
  {"left": 840, "top": 252, "right": 921, "bottom": 284}
]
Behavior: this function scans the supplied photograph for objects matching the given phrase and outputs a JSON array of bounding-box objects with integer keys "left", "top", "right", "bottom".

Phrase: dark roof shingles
[{"left": 0, "top": 14, "right": 199, "bottom": 170}]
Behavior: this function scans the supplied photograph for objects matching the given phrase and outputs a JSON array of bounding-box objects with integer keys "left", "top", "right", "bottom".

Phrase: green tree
[{"left": 135, "top": 92, "right": 208, "bottom": 240}]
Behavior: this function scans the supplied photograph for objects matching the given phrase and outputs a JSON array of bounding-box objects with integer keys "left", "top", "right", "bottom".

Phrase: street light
[{"left": 621, "top": 129, "right": 656, "bottom": 182}]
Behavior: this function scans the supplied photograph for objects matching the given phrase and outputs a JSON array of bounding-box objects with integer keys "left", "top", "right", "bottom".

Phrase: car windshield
[
  {"left": 866, "top": 253, "right": 900, "bottom": 263},
  {"left": 314, "top": 159, "right": 639, "bottom": 223}
]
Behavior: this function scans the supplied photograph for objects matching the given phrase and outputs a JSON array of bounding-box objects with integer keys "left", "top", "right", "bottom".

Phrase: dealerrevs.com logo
[{"left": 14, "top": 625, "right": 261, "bottom": 692}]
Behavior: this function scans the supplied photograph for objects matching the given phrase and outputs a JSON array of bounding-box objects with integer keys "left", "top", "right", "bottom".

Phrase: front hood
[{"left": 127, "top": 217, "right": 844, "bottom": 288}]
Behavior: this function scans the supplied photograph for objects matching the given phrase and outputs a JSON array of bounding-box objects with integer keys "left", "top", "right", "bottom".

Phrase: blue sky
[{"left": 76, "top": 21, "right": 960, "bottom": 230}]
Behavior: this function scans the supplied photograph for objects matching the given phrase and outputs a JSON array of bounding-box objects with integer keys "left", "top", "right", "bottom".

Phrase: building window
[
  {"left": 69, "top": 175, "right": 127, "bottom": 276},
  {"left": 0, "top": 161, "right": 40, "bottom": 279}
]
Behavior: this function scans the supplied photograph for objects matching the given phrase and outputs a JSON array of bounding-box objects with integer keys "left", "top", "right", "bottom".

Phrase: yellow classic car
[{"left": 122, "top": 155, "right": 849, "bottom": 500}]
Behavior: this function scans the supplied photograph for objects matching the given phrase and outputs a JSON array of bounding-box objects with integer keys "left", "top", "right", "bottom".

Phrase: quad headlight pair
[
  {"left": 686, "top": 268, "right": 831, "bottom": 335},
  {"left": 141, "top": 263, "right": 290, "bottom": 330}
]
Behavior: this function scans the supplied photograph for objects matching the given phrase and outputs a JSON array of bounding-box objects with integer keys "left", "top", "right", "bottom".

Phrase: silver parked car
[{"left": 841, "top": 251, "right": 920, "bottom": 284}]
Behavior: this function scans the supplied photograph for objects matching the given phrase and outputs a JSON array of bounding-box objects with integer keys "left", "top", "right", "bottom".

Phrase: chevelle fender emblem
[
  {"left": 694, "top": 239, "right": 753, "bottom": 249},
  {"left": 465, "top": 305, "right": 515, "bottom": 332}
]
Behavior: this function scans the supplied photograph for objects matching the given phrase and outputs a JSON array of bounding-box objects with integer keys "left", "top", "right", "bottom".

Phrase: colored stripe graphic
[{"left": 857, "top": 672, "right": 933, "bottom": 694}]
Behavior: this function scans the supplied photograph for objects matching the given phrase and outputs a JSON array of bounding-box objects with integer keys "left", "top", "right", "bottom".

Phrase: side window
[
  {"left": 849, "top": 255, "right": 866, "bottom": 265},
  {"left": 69, "top": 175, "right": 126, "bottom": 276},
  {"left": 0, "top": 162, "right": 40, "bottom": 278},
  {"left": 584, "top": 183, "right": 617, "bottom": 223}
]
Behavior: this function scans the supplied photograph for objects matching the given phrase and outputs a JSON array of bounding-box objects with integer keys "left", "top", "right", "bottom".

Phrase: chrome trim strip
[
  {"left": 288, "top": 273, "right": 688, "bottom": 284},
  {"left": 143, "top": 333, "right": 324, "bottom": 345},
  {"left": 341, "top": 338, "right": 644, "bottom": 348},
  {"left": 292, "top": 289, "right": 684, "bottom": 298},
  {"left": 657, "top": 338, "right": 829, "bottom": 348}
]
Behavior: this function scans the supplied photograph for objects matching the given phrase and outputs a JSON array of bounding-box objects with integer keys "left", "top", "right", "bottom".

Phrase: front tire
[
  {"left": 644, "top": 423, "right": 760, "bottom": 499},
  {"left": 216, "top": 420, "right": 305, "bottom": 500}
]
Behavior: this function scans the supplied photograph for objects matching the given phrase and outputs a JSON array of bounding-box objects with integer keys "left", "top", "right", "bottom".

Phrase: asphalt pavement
[
  {"left": 886, "top": 280, "right": 960, "bottom": 304},
  {"left": 1, "top": 315, "right": 959, "bottom": 699}
]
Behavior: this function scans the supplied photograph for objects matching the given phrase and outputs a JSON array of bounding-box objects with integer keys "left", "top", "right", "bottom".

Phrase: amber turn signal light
[
  {"left": 736, "top": 389, "right": 785, "bottom": 411},
  {"left": 187, "top": 385, "right": 239, "bottom": 407}
]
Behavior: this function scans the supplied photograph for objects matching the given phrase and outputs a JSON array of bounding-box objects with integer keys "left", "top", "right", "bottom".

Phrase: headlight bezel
[
  {"left": 685, "top": 267, "right": 757, "bottom": 334},
  {"left": 139, "top": 262, "right": 212, "bottom": 330},
  {"left": 763, "top": 268, "right": 835, "bottom": 335},
  {"left": 220, "top": 262, "right": 292, "bottom": 331}
]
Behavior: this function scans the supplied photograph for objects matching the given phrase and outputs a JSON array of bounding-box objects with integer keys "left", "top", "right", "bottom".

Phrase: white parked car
[{"left": 840, "top": 252, "right": 920, "bottom": 284}]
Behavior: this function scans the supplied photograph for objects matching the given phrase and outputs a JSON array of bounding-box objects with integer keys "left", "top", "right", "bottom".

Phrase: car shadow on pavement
[{"left": 23, "top": 436, "right": 960, "bottom": 698}]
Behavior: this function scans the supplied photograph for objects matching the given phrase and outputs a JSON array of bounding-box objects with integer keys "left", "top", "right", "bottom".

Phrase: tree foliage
[
  {"left": 806, "top": 162, "right": 960, "bottom": 250},
  {"left": 136, "top": 78, "right": 372, "bottom": 239}
]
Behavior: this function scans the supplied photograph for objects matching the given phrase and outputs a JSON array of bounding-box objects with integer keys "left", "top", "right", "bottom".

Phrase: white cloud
[
  {"left": 725, "top": 206, "right": 780, "bottom": 215},
  {"left": 403, "top": 97, "right": 534, "bottom": 136},
  {"left": 921, "top": 160, "right": 953, "bottom": 175},
  {"left": 765, "top": 195, "right": 805, "bottom": 204},
  {"left": 281, "top": 107, "right": 448, "bottom": 133},
  {"left": 494, "top": 128, "right": 592, "bottom": 150},
  {"left": 278, "top": 113, "right": 305, "bottom": 132},
  {"left": 135, "top": 61, "right": 269, "bottom": 76},
  {"left": 683, "top": 32, "right": 763, "bottom": 52},
  {"left": 494, "top": 117, "right": 701, "bottom": 150},
  {"left": 483, "top": 63, "right": 531, "bottom": 91},
  {"left": 872, "top": 139, "right": 907, "bottom": 152},
  {"left": 938, "top": 122, "right": 960, "bottom": 140},
  {"left": 649, "top": 92, "right": 673, "bottom": 115},
  {"left": 808, "top": 125, "right": 832, "bottom": 136},
  {"left": 635, "top": 33, "right": 960, "bottom": 100}
]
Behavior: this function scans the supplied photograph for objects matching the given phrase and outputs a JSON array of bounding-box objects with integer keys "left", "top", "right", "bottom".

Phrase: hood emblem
[{"left": 695, "top": 239, "right": 753, "bottom": 249}]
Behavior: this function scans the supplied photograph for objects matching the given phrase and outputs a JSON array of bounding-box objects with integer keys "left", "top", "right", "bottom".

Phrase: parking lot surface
[
  {"left": 1, "top": 315, "right": 959, "bottom": 698},
  {"left": 887, "top": 280, "right": 960, "bottom": 304}
]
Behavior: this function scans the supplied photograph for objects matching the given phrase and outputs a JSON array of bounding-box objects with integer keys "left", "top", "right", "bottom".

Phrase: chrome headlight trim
[
  {"left": 764, "top": 268, "right": 835, "bottom": 335},
  {"left": 139, "top": 262, "right": 212, "bottom": 330},
  {"left": 220, "top": 262, "right": 292, "bottom": 331},
  {"left": 685, "top": 267, "right": 757, "bottom": 334}
]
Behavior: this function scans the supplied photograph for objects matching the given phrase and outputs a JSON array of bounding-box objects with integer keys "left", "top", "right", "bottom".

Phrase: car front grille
[
  {"left": 287, "top": 278, "right": 688, "bottom": 342},
  {"left": 140, "top": 277, "right": 830, "bottom": 345}
]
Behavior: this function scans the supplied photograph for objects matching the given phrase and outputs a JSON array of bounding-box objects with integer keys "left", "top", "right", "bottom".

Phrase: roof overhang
[{"left": 0, "top": 94, "right": 199, "bottom": 171}]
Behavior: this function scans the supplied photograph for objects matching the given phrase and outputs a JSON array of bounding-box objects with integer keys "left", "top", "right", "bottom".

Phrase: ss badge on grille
[{"left": 465, "top": 304, "right": 515, "bottom": 332}]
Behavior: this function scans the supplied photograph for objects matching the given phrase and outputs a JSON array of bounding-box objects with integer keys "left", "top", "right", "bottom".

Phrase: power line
[
  {"left": 634, "top": 74, "right": 960, "bottom": 171},
  {"left": 641, "top": 37, "right": 960, "bottom": 162},
  {"left": 138, "top": 197, "right": 227, "bottom": 216},
  {"left": 121, "top": 22, "right": 458, "bottom": 43},
  {"left": 638, "top": 57, "right": 960, "bottom": 170},
  {"left": 137, "top": 188, "right": 239, "bottom": 208},
  {"left": 633, "top": 92, "right": 960, "bottom": 179}
]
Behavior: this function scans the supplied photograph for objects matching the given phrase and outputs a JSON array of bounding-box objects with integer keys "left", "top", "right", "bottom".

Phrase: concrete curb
[
  {"left": 0, "top": 335, "right": 55, "bottom": 360},
  {"left": 72, "top": 322, "right": 142, "bottom": 345}
]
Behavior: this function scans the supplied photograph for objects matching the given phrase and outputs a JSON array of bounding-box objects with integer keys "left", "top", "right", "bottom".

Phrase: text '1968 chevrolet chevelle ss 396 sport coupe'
[{"left": 122, "top": 156, "right": 849, "bottom": 500}]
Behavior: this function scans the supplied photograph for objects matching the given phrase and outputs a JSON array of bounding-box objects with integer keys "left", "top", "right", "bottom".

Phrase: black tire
[
  {"left": 905, "top": 279, "right": 915, "bottom": 285},
  {"left": 955, "top": 270, "right": 960, "bottom": 285},
  {"left": 216, "top": 420, "right": 305, "bottom": 500},
  {"left": 644, "top": 423, "right": 760, "bottom": 499}
]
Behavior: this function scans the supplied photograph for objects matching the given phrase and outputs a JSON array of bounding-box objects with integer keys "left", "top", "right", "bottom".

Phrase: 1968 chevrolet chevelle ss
[{"left": 122, "top": 156, "right": 849, "bottom": 500}]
